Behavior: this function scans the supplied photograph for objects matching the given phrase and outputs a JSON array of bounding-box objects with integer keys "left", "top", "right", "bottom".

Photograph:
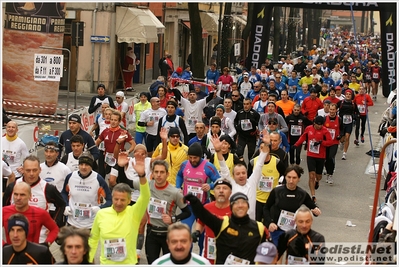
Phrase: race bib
[
  {"left": 366, "top": 74, "right": 371, "bottom": 80},
  {"left": 74, "top": 203, "right": 92, "bottom": 218},
  {"left": 225, "top": 254, "right": 250, "bottom": 265},
  {"left": 240, "top": 119, "right": 252, "bottom": 131},
  {"left": 104, "top": 238, "right": 127, "bottom": 262},
  {"left": 3, "top": 151, "right": 15, "bottom": 164},
  {"left": 372, "top": 72, "right": 379, "bottom": 79},
  {"left": 277, "top": 209, "right": 296, "bottom": 231},
  {"left": 287, "top": 255, "right": 309, "bottom": 265},
  {"left": 327, "top": 128, "right": 335, "bottom": 139},
  {"left": 288, "top": 86, "right": 296, "bottom": 94},
  {"left": 187, "top": 185, "right": 203, "bottom": 200},
  {"left": 105, "top": 152, "right": 117, "bottom": 166},
  {"left": 221, "top": 84, "right": 230, "bottom": 91},
  {"left": 207, "top": 237, "right": 216, "bottom": 260},
  {"left": 188, "top": 117, "right": 198, "bottom": 127},
  {"left": 149, "top": 115, "right": 159, "bottom": 122},
  {"left": 99, "top": 141, "right": 105, "bottom": 151},
  {"left": 258, "top": 176, "right": 274, "bottom": 192},
  {"left": 148, "top": 197, "right": 167, "bottom": 219},
  {"left": 357, "top": 104, "right": 365, "bottom": 113},
  {"left": 291, "top": 125, "right": 302, "bottom": 136},
  {"left": 309, "top": 140, "right": 320, "bottom": 154},
  {"left": 343, "top": 114, "right": 352, "bottom": 124}
]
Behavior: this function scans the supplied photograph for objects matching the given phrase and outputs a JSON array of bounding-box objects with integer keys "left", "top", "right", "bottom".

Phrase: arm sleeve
[
  {"left": 42, "top": 210, "right": 59, "bottom": 243},
  {"left": 176, "top": 205, "right": 191, "bottom": 221},
  {"left": 179, "top": 118, "right": 189, "bottom": 145},
  {"left": 263, "top": 188, "right": 277, "bottom": 227},
  {"left": 45, "top": 184, "right": 66, "bottom": 228},
  {"left": 294, "top": 127, "right": 308, "bottom": 147},
  {"left": 155, "top": 117, "right": 164, "bottom": 145},
  {"left": 281, "top": 133, "right": 290, "bottom": 153},
  {"left": 88, "top": 214, "right": 100, "bottom": 262},
  {"left": 61, "top": 174, "right": 72, "bottom": 205},
  {"left": 279, "top": 116, "right": 288, "bottom": 133},
  {"left": 88, "top": 97, "right": 100, "bottom": 114},
  {"left": 175, "top": 162, "right": 186, "bottom": 189},
  {"left": 108, "top": 97, "right": 116, "bottom": 109},
  {"left": 227, "top": 118, "right": 236, "bottom": 138},
  {"left": 132, "top": 182, "right": 151, "bottom": 225},
  {"left": 97, "top": 175, "right": 113, "bottom": 209},
  {"left": 86, "top": 137, "right": 100, "bottom": 161},
  {"left": 188, "top": 197, "right": 223, "bottom": 235},
  {"left": 205, "top": 163, "right": 221, "bottom": 189}
]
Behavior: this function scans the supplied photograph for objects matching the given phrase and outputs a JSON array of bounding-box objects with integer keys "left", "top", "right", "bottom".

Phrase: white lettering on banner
[
  {"left": 69, "top": 97, "right": 139, "bottom": 134},
  {"left": 251, "top": 25, "right": 263, "bottom": 68},
  {"left": 386, "top": 33, "right": 396, "bottom": 85},
  {"left": 309, "top": 2, "right": 378, "bottom": 7}
]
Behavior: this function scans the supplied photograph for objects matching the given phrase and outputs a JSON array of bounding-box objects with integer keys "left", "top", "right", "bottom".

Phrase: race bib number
[
  {"left": 287, "top": 255, "right": 309, "bottom": 265},
  {"left": 372, "top": 72, "right": 379, "bottom": 79},
  {"left": 187, "top": 185, "right": 203, "bottom": 200},
  {"left": 366, "top": 74, "right": 371, "bottom": 80},
  {"left": 105, "top": 152, "right": 116, "bottom": 166},
  {"left": 277, "top": 210, "right": 296, "bottom": 231},
  {"left": 3, "top": 151, "right": 15, "bottom": 164},
  {"left": 208, "top": 79, "right": 214, "bottom": 84},
  {"left": 240, "top": 119, "right": 252, "bottom": 131},
  {"left": 148, "top": 197, "right": 167, "bottom": 219},
  {"left": 288, "top": 86, "right": 296, "bottom": 94},
  {"left": 149, "top": 115, "right": 159, "bottom": 122},
  {"left": 74, "top": 203, "right": 92, "bottom": 218},
  {"left": 104, "top": 238, "right": 127, "bottom": 262},
  {"left": 327, "top": 128, "right": 335, "bottom": 139},
  {"left": 207, "top": 237, "right": 216, "bottom": 260},
  {"left": 343, "top": 114, "right": 352, "bottom": 124},
  {"left": 258, "top": 176, "right": 274, "bottom": 192},
  {"left": 309, "top": 140, "right": 320, "bottom": 154},
  {"left": 225, "top": 254, "right": 250, "bottom": 265},
  {"left": 357, "top": 104, "right": 365, "bottom": 113},
  {"left": 291, "top": 125, "right": 302, "bottom": 136},
  {"left": 221, "top": 84, "right": 230, "bottom": 91},
  {"left": 188, "top": 117, "right": 198, "bottom": 126},
  {"left": 99, "top": 141, "right": 105, "bottom": 151}
]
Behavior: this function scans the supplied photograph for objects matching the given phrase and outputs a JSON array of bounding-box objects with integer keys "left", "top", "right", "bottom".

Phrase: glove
[
  {"left": 295, "top": 238, "right": 308, "bottom": 256},
  {"left": 91, "top": 206, "right": 101, "bottom": 215},
  {"left": 183, "top": 193, "right": 200, "bottom": 205},
  {"left": 63, "top": 206, "right": 72, "bottom": 216},
  {"left": 313, "top": 141, "right": 321, "bottom": 146},
  {"left": 336, "top": 135, "right": 342, "bottom": 140},
  {"left": 191, "top": 230, "right": 201, "bottom": 243}
]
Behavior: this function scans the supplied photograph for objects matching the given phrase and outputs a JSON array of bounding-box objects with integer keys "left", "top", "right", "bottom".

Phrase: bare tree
[
  {"left": 188, "top": 3, "right": 204, "bottom": 78},
  {"left": 273, "top": 6, "right": 281, "bottom": 60},
  {"left": 286, "top": 7, "right": 298, "bottom": 54}
]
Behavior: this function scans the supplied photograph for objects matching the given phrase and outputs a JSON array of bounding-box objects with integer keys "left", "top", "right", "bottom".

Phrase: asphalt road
[{"left": 37, "top": 84, "right": 391, "bottom": 264}]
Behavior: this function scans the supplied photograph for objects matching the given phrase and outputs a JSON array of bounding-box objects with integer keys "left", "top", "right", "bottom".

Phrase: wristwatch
[{"left": 171, "top": 216, "right": 177, "bottom": 223}]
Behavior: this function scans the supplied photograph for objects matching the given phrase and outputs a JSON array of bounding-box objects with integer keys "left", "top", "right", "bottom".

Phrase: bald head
[{"left": 13, "top": 182, "right": 32, "bottom": 211}]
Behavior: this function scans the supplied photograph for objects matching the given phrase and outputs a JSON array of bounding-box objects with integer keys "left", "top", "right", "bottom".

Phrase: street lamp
[{"left": 39, "top": 46, "right": 72, "bottom": 130}]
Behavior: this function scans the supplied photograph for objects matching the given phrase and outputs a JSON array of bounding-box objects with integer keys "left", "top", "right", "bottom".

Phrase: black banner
[
  {"left": 273, "top": 2, "right": 381, "bottom": 11},
  {"left": 379, "top": 3, "right": 397, "bottom": 97},
  {"left": 4, "top": 3, "right": 66, "bottom": 33},
  {"left": 245, "top": 3, "right": 273, "bottom": 70}
]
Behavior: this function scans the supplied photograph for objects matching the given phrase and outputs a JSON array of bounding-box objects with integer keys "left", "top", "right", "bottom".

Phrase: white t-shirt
[
  {"left": 224, "top": 110, "right": 237, "bottom": 122},
  {"left": 40, "top": 161, "right": 72, "bottom": 192},
  {"left": 1, "top": 137, "right": 29, "bottom": 177},
  {"left": 139, "top": 108, "right": 167, "bottom": 136},
  {"left": 152, "top": 253, "right": 211, "bottom": 265},
  {"left": 180, "top": 98, "right": 207, "bottom": 134}
]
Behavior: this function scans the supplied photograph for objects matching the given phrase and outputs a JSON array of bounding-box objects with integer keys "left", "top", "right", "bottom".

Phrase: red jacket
[
  {"left": 354, "top": 93, "right": 374, "bottom": 116},
  {"left": 294, "top": 125, "right": 334, "bottom": 159},
  {"left": 301, "top": 97, "right": 323, "bottom": 121},
  {"left": 324, "top": 115, "right": 341, "bottom": 145}
]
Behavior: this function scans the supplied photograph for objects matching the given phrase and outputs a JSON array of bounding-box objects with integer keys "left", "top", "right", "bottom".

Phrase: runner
[
  {"left": 285, "top": 104, "right": 309, "bottom": 165},
  {"left": 294, "top": 116, "right": 334, "bottom": 203},
  {"left": 353, "top": 86, "right": 374, "bottom": 145}
]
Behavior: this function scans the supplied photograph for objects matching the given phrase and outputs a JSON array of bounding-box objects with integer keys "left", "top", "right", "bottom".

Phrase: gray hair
[
  {"left": 112, "top": 183, "right": 132, "bottom": 195},
  {"left": 167, "top": 222, "right": 191, "bottom": 240},
  {"left": 294, "top": 204, "right": 314, "bottom": 221}
]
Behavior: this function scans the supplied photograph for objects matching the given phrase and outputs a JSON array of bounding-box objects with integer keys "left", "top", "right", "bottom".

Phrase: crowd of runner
[{"left": 2, "top": 30, "right": 392, "bottom": 265}]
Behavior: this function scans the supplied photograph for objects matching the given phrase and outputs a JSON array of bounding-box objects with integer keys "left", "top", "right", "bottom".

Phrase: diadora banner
[{"left": 246, "top": 3, "right": 396, "bottom": 97}]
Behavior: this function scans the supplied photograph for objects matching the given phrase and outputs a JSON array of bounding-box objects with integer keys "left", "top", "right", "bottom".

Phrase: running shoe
[
  {"left": 312, "top": 196, "right": 317, "bottom": 204},
  {"left": 339, "top": 142, "right": 344, "bottom": 151},
  {"left": 361, "top": 136, "right": 365, "bottom": 143},
  {"left": 328, "top": 176, "right": 334, "bottom": 185},
  {"left": 315, "top": 181, "right": 319, "bottom": 190},
  {"left": 342, "top": 152, "right": 346, "bottom": 160},
  {"left": 326, "top": 175, "right": 330, "bottom": 183},
  {"left": 354, "top": 139, "right": 359, "bottom": 146}
]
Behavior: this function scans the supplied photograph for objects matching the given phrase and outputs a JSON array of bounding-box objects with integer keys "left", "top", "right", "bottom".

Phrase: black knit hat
[
  {"left": 78, "top": 152, "right": 94, "bottom": 167},
  {"left": 230, "top": 192, "right": 249, "bottom": 206},
  {"left": 188, "top": 142, "right": 203, "bottom": 157}
]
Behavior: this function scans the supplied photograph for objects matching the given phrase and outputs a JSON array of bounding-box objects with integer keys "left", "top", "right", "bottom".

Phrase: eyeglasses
[
  {"left": 170, "top": 135, "right": 180, "bottom": 138},
  {"left": 115, "top": 97, "right": 121, "bottom": 99},
  {"left": 154, "top": 100, "right": 160, "bottom": 103},
  {"left": 268, "top": 122, "right": 278, "bottom": 125}
]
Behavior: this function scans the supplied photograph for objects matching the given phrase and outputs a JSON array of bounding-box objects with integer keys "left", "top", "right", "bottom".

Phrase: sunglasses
[
  {"left": 268, "top": 122, "right": 278, "bottom": 125},
  {"left": 232, "top": 95, "right": 239, "bottom": 97},
  {"left": 170, "top": 135, "right": 180, "bottom": 138},
  {"left": 154, "top": 100, "right": 160, "bottom": 103}
]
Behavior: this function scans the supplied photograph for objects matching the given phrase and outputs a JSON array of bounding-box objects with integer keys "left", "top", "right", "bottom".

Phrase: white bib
[
  {"left": 291, "top": 125, "right": 302, "bottom": 136},
  {"left": 240, "top": 119, "right": 253, "bottom": 131},
  {"left": 148, "top": 197, "right": 168, "bottom": 219},
  {"left": 224, "top": 254, "right": 250, "bottom": 265},
  {"left": 187, "top": 185, "right": 203, "bottom": 200},
  {"left": 357, "top": 104, "right": 365, "bottom": 113},
  {"left": 104, "top": 238, "right": 127, "bottom": 262},
  {"left": 277, "top": 209, "right": 296, "bottom": 231},
  {"left": 206, "top": 237, "right": 216, "bottom": 260},
  {"left": 74, "top": 202, "right": 92, "bottom": 218},
  {"left": 343, "top": 114, "right": 352, "bottom": 124},
  {"left": 309, "top": 140, "right": 320, "bottom": 154},
  {"left": 258, "top": 176, "right": 274, "bottom": 192}
]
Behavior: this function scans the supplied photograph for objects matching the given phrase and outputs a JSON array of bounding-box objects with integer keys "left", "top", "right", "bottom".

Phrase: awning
[
  {"left": 182, "top": 21, "right": 208, "bottom": 38},
  {"left": 116, "top": 6, "right": 165, "bottom": 44},
  {"left": 234, "top": 15, "right": 247, "bottom": 26},
  {"left": 200, "top": 12, "right": 219, "bottom": 34}
]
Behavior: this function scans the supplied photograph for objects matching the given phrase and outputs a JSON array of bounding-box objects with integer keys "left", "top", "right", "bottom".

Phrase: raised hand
[
  {"left": 160, "top": 127, "right": 168, "bottom": 141},
  {"left": 117, "top": 151, "right": 129, "bottom": 167},
  {"left": 131, "top": 157, "right": 146, "bottom": 177},
  {"left": 209, "top": 134, "right": 222, "bottom": 152},
  {"left": 261, "top": 129, "right": 271, "bottom": 145}
]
